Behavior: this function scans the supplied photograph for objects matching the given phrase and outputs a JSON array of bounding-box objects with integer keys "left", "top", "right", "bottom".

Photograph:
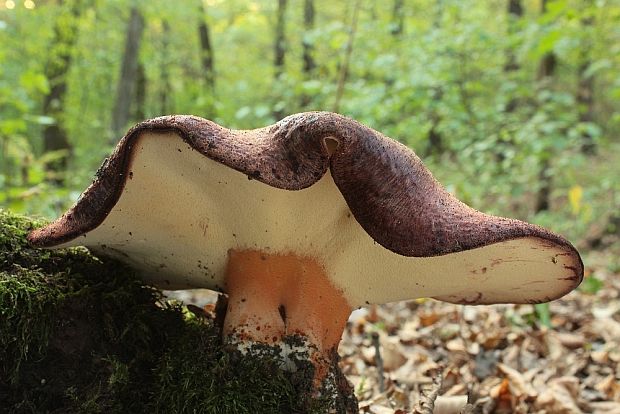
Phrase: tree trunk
[
  {"left": 111, "top": 6, "right": 144, "bottom": 141},
  {"left": 537, "top": 0, "right": 556, "bottom": 83},
  {"left": 535, "top": 158, "right": 551, "bottom": 213},
  {"left": 535, "top": 0, "right": 556, "bottom": 213},
  {"left": 273, "top": 0, "right": 288, "bottom": 119},
  {"left": 492, "top": 0, "right": 523, "bottom": 163},
  {"left": 42, "top": 0, "right": 83, "bottom": 184},
  {"left": 197, "top": 4, "right": 216, "bottom": 118},
  {"left": 198, "top": 4, "right": 215, "bottom": 92},
  {"left": 507, "top": 0, "right": 523, "bottom": 20},
  {"left": 274, "top": 0, "right": 287, "bottom": 80},
  {"left": 390, "top": 0, "right": 405, "bottom": 36},
  {"left": 578, "top": 3, "right": 596, "bottom": 155},
  {"left": 577, "top": 59, "right": 595, "bottom": 154},
  {"left": 425, "top": 1, "right": 444, "bottom": 156},
  {"left": 134, "top": 61, "right": 146, "bottom": 121},
  {"left": 302, "top": 0, "right": 316, "bottom": 74},
  {"left": 272, "top": 0, "right": 287, "bottom": 120},
  {"left": 300, "top": 0, "right": 316, "bottom": 107},
  {"left": 426, "top": 88, "right": 444, "bottom": 156},
  {"left": 504, "top": 0, "right": 522, "bottom": 112},
  {"left": 537, "top": 52, "right": 556, "bottom": 81},
  {"left": 160, "top": 20, "right": 171, "bottom": 115},
  {"left": 333, "top": 0, "right": 361, "bottom": 113},
  {"left": 1, "top": 136, "right": 11, "bottom": 189}
]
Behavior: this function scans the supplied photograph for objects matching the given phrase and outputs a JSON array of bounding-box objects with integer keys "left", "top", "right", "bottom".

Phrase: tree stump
[{"left": 0, "top": 210, "right": 357, "bottom": 413}]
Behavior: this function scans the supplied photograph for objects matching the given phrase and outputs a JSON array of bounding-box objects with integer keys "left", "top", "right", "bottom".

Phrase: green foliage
[
  {"left": 534, "top": 303, "right": 552, "bottom": 328},
  {"left": 0, "top": 210, "right": 333, "bottom": 413},
  {"left": 578, "top": 273, "right": 604, "bottom": 295},
  {"left": 0, "top": 0, "right": 618, "bottom": 246}
]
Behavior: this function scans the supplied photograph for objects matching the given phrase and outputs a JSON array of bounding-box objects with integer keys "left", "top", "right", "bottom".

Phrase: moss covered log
[{"left": 0, "top": 210, "right": 356, "bottom": 413}]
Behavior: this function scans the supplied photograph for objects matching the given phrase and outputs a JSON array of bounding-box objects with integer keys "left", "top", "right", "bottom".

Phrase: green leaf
[
  {"left": 584, "top": 59, "right": 612, "bottom": 78},
  {"left": 19, "top": 71, "right": 49, "bottom": 95},
  {"left": 0, "top": 119, "right": 27, "bottom": 135},
  {"left": 534, "top": 303, "right": 551, "bottom": 328},
  {"left": 579, "top": 275, "right": 603, "bottom": 295}
]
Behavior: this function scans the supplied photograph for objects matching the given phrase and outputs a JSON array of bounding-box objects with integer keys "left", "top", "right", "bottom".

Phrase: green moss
[
  {"left": 0, "top": 210, "right": 354, "bottom": 413},
  {"left": 153, "top": 322, "right": 297, "bottom": 413}
]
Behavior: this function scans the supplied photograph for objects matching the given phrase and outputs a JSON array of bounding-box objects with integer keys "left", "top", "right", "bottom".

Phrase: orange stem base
[{"left": 223, "top": 249, "right": 352, "bottom": 358}]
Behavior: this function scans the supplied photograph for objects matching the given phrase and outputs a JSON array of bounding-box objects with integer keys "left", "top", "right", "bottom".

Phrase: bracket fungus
[{"left": 28, "top": 112, "right": 583, "bottom": 393}]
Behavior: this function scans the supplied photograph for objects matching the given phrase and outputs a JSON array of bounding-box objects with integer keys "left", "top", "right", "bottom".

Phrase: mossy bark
[{"left": 0, "top": 210, "right": 357, "bottom": 413}]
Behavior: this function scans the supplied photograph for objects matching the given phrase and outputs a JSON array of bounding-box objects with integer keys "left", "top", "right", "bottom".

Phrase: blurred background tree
[{"left": 0, "top": 0, "right": 619, "bottom": 249}]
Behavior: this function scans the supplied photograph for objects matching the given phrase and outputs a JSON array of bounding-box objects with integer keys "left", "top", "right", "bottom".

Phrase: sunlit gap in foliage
[
  {"left": 202, "top": 0, "right": 223, "bottom": 6},
  {"left": 1, "top": 0, "right": 36, "bottom": 9}
]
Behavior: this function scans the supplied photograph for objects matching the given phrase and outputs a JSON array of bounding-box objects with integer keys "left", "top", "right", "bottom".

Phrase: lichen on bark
[{"left": 0, "top": 210, "right": 355, "bottom": 413}]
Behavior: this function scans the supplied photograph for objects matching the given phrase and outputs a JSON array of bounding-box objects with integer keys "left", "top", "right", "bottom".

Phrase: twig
[
  {"left": 214, "top": 293, "right": 228, "bottom": 335},
  {"left": 333, "top": 0, "right": 361, "bottom": 113},
  {"left": 413, "top": 370, "right": 443, "bottom": 414},
  {"left": 459, "top": 386, "right": 477, "bottom": 414},
  {"left": 371, "top": 332, "right": 384, "bottom": 392}
]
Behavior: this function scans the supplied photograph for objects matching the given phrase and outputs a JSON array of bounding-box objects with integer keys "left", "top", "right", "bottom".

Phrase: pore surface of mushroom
[{"left": 28, "top": 112, "right": 583, "bottom": 381}]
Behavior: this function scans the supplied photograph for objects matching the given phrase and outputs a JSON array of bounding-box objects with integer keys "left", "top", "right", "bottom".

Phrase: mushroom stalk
[{"left": 223, "top": 249, "right": 352, "bottom": 380}]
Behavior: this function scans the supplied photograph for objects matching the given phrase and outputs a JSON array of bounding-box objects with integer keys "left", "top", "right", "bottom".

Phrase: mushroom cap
[{"left": 28, "top": 112, "right": 583, "bottom": 307}]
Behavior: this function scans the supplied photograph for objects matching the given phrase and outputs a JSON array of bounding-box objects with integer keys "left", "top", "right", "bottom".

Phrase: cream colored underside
[{"left": 59, "top": 132, "right": 577, "bottom": 307}]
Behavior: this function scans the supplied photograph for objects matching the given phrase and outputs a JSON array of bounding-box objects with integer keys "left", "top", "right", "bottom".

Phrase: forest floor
[{"left": 168, "top": 242, "right": 620, "bottom": 414}]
